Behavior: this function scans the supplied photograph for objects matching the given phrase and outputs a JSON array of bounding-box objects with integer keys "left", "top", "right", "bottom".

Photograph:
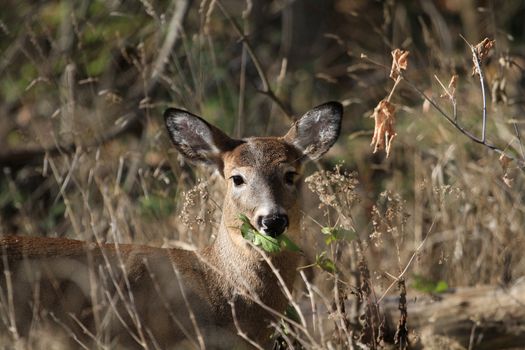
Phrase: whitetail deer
[{"left": 0, "top": 102, "right": 342, "bottom": 349}]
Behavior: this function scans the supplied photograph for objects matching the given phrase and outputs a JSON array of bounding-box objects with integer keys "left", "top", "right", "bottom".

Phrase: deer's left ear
[{"left": 283, "top": 101, "right": 343, "bottom": 160}]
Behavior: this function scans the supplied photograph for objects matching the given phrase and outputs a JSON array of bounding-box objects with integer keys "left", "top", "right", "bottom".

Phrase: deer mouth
[{"left": 258, "top": 214, "right": 289, "bottom": 238}]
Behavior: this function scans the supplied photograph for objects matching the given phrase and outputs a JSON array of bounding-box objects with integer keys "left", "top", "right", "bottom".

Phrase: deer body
[{"left": 0, "top": 102, "right": 342, "bottom": 349}]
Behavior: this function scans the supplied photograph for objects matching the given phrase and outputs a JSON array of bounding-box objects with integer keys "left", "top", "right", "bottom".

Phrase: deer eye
[
  {"left": 230, "top": 175, "right": 245, "bottom": 187},
  {"left": 284, "top": 171, "right": 298, "bottom": 185}
]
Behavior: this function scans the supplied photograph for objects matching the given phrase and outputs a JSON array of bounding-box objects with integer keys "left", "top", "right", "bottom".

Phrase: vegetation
[{"left": 1, "top": 0, "right": 525, "bottom": 349}]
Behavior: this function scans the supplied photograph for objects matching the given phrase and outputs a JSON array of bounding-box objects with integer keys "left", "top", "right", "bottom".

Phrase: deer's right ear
[{"left": 164, "top": 108, "right": 240, "bottom": 172}]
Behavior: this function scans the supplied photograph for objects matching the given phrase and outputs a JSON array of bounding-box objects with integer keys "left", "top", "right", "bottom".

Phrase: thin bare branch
[
  {"left": 400, "top": 75, "right": 525, "bottom": 168},
  {"left": 229, "top": 298, "right": 265, "bottom": 350},
  {"left": 150, "top": 0, "right": 190, "bottom": 82},
  {"left": 215, "top": 0, "right": 295, "bottom": 121},
  {"left": 465, "top": 36, "right": 489, "bottom": 143},
  {"left": 49, "top": 312, "right": 91, "bottom": 350},
  {"left": 377, "top": 220, "right": 435, "bottom": 304},
  {"left": 513, "top": 123, "right": 525, "bottom": 161}
]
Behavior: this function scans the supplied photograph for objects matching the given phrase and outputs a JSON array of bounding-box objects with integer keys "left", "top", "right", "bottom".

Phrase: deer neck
[{"left": 202, "top": 219, "right": 299, "bottom": 308}]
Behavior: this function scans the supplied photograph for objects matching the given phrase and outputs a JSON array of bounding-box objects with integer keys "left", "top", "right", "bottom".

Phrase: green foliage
[
  {"left": 411, "top": 274, "right": 449, "bottom": 294},
  {"left": 44, "top": 202, "right": 66, "bottom": 230},
  {"left": 311, "top": 226, "right": 356, "bottom": 273},
  {"left": 86, "top": 52, "right": 110, "bottom": 77},
  {"left": 238, "top": 214, "right": 300, "bottom": 253},
  {"left": 0, "top": 180, "right": 23, "bottom": 209},
  {"left": 284, "top": 304, "right": 301, "bottom": 324},
  {"left": 138, "top": 194, "right": 175, "bottom": 219},
  {"left": 321, "top": 226, "right": 356, "bottom": 245},
  {"left": 40, "top": 2, "right": 69, "bottom": 27},
  {"left": 315, "top": 251, "right": 337, "bottom": 273}
]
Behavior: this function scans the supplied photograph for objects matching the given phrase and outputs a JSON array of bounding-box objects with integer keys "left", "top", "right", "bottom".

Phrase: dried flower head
[
  {"left": 370, "top": 191, "right": 409, "bottom": 251},
  {"left": 390, "top": 49, "right": 409, "bottom": 80},
  {"left": 305, "top": 164, "right": 359, "bottom": 228},
  {"left": 370, "top": 100, "right": 397, "bottom": 157},
  {"left": 180, "top": 180, "right": 215, "bottom": 241}
]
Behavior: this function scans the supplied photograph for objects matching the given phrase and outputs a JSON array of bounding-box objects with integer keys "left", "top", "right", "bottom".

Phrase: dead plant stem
[
  {"left": 377, "top": 220, "right": 435, "bottom": 304},
  {"left": 215, "top": 0, "right": 294, "bottom": 121}
]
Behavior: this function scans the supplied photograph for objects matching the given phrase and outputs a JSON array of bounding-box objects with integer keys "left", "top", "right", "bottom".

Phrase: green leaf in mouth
[{"left": 238, "top": 214, "right": 301, "bottom": 253}]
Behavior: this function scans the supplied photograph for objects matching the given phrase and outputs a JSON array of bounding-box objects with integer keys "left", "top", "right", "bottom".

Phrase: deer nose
[{"left": 256, "top": 214, "right": 289, "bottom": 238}]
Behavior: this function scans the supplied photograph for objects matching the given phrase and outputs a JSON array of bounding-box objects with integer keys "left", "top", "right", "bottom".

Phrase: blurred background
[{"left": 1, "top": 0, "right": 525, "bottom": 335}]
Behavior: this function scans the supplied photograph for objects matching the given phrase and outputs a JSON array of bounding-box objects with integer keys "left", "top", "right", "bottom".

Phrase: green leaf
[
  {"left": 279, "top": 235, "right": 301, "bottom": 252},
  {"left": 256, "top": 234, "right": 281, "bottom": 253},
  {"left": 316, "top": 252, "right": 336, "bottom": 273},
  {"left": 240, "top": 222, "right": 256, "bottom": 241},
  {"left": 238, "top": 213, "right": 251, "bottom": 225},
  {"left": 434, "top": 280, "right": 449, "bottom": 293},
  {"left": 321, "top": 226, "right": 357, "bottom": 245},
  {"left": 238, "top": 213, "right": 301, "bottom": 253},
  {"left": 284, "top": 304, "right": 301, "bottom": 323},
  {"left": 411, "top": 274, "right": 449, "bottom": 294},
  {"left": 321, "top": 226, "right": 336, "bottom": 235}
]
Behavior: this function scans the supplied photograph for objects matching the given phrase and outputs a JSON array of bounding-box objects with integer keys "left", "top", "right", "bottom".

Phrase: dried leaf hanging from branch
[
  {"left": 499, "top": 153, "right": 514, "bottom": 188},
  {"left": 472, "top": 38, "right": 495, "bottom": 76},
  {"left": 370, "top": 100, "right": 397, "bottom": 157},
  {"left": 390, "top": 49, "right": 409, "bottom": 81},
  {"left": 475, "top": 38, "right": 496, "bottom": 61}
]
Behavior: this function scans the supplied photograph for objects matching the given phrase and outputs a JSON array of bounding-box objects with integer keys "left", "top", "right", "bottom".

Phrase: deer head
[{"left": 164, "top": 102, "right": 343, "bottom": 253}]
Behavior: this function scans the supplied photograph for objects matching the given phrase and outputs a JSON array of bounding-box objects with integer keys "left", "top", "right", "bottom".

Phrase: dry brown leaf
[
  {"left": 472, "top": 38, "right": 495, "bottom": 76},
  {"left": 499, "top": 154, "right": 514, "bottom": 188},
  {"left": 503, "top": 172, "right": 514, "bottom": 188},
  {"left": 499, "top": 153, "right": 512, "bottom": 171},
  {"left": 370, "top": 100, "right": 397, "bottom": 157},
  {"left": 390, "top": 49, "right": 410, "bottom": 80},
  {"left": 475, "top": 38, "right": 496, "bottom": 61}
]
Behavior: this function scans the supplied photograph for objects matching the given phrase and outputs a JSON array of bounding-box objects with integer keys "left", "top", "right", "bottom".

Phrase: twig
[
  {"left": 461, "top": 34, "right": 488, "bottom": 143},
  {"left": 400, "top": 75, "right": 525, "bottom": 168},
  {"left": 1, "top": 253, "right": 20, "bottom": 343},
  {"left": 169, "top": 262, "right": 206, "bottom": 350},
  {"left": 69, "top": 313, "right": 109, "bottom": 350},
  {"left": 386, "top": 76, "right": 401, "bottom": 102},
  {"left": 49, "top": 312, "right": 90, "bottom": 350},
  {"left": 299, "top": 271, "right": 319, "bottom": 335},
  {"left": 250, "top": 245, "right": 308, "bottom": 330},
  {"left": 215, "top": 0, "right": 295, "bottom": 121},
  {"left": 513, "top": 123, "right": 525, "bottom": 161},
  {"left": 150, "top": 0, "right": 190, "bottom": 82},
  {"left": 468, "top": 322, "right": 478, "bottom": 350},
  {"left": 377, "top": 220, "right": 435, "bottom": 304},
  {"left": 362, "top": 46, "right": 525, "bottom": 169},
  {"left": 143, "top": 260, "right": 202, "bottom": 350},
  {"left": 229, "top": 297, "right": 265, "bottom": 350},
  {"left": 434, "top": 74, "right": 458, "bottom": 123},
  {"left": 103, "top": 290, "right": 144, "bottom": 347},
  {"left": 0, "top": 111, "right": 143, "bottom": 171},
  {"left": 269, "top": 320, "right": 297, "bottom": 348}
]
